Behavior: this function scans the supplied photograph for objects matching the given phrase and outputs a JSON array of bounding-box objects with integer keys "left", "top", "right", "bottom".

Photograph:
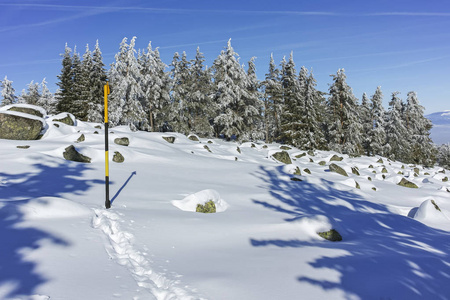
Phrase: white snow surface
[{"left": 1, "top": 117, "right": 450, "bottom": 300}]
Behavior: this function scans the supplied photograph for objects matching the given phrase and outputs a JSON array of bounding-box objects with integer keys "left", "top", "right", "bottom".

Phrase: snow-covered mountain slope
[
  {"left": 1, "top": 117, "right": 450, "bottom": 300},
  {"left": 427, "top": 110, "right": 450, "bottom": 144}
]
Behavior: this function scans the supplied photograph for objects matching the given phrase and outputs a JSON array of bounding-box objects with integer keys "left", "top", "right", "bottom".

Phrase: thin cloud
[{"left": 349, "top": 55, "right": 450, "bottom": 73}]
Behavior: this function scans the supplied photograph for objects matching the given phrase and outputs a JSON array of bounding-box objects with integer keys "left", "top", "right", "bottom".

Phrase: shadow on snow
[
  {"left": 251, "top": 165, "right": 450, "bottom": 300},
  {"left": 0, "top": 155, "right": 103, "bottom": 298}
]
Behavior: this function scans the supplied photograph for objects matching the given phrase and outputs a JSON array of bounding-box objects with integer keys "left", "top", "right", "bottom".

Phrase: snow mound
[
  {"left": 171, "top": 189, "right": 229, "bottom": 212},
  {"left": 414, "top": 199, "right": 450, "bottom": 224},
  {"left": 18, "top": 197, "right": 92, "bottom": 220}
]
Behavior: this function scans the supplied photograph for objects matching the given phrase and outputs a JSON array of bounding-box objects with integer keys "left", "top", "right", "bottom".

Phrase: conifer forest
[{"left": 1, "top": 37, "right": 446, "bottom": 168}]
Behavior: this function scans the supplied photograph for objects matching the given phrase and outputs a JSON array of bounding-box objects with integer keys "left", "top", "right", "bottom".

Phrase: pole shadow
[{"left": 111, "top": 171, "right": 137, "bottom": 204}]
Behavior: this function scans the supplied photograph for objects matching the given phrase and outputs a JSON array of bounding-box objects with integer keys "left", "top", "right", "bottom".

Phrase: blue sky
[{"left": 0, "top": 0, "right": 449, "bottom": 113}]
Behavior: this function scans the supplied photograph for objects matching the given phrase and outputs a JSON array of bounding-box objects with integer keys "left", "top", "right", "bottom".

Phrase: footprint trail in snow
[{"left": 92, "top": 208, "right": 202, "bottom": 300}]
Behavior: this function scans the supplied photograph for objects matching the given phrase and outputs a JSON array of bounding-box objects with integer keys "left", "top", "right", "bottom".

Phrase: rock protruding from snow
[
  {"left": 114, "top": 137, "right": 130, "bottom": 146},
  {"left": 329, "top": 163, "right": 348, "bottom": 177},
  {"left": 271, "top": 151, "right": 292, "bottom": 164},
  {"left": 63, "top": 145, "right": 92, "bottom": 163},
  {"left": 397, "top": 178, "right": 418, "bottom": 188},
  {"left": 172, "top": 189, "right": 229, "bottom": 213},
  {"left": 0, "top": 111, "right": 44, "bottom": 140},
  {"left": 52, "top": 113, "right": 75, "bottom": 126}
]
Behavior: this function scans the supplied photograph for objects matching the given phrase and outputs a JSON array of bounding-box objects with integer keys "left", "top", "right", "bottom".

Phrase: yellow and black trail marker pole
[{"left": 104, "top": 81, "right": 111, "bottom": 209}]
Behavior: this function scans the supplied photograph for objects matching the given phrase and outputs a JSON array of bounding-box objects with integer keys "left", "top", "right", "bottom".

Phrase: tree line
[{"left": 1, "top": 37, "right": 446, "bottom": 167}]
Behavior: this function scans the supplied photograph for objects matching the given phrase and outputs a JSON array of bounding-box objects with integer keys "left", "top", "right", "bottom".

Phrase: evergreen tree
[
  {"left": 280, "top": 53, "right": 303, "bottom": 147},
  {"left": 188, "top": 47, "right": 214, "bottom": 137},
  {"left": 22, "top": 81, "right": 40, "bottom": 105},
  {"left": 211, "top": 39, "right": 249, "bottom": 140},
  {"left": 369, "top": 86, "right": 386, "bottom": 156},
  {"left": 56, "top": 44, "right": 74, "bottom": 113},
  {"left": 109, "top": 37, "right": 145, "bottom": 130},
  {"left": 437, "top": 144, "right": 450, "bottom": 170},
  {"left": 139, "top": 42, "right": 171, "bottom": 131},
  {"left": 404, "top": 91, "right": 435, "bottom": 166},
  {"left": 360, "top": 92, "right": 372, "bottom": 155},
  {"left": 88, "top": 40, "right": 107, "bottom": 123},
  {"left": 1, "top": 76, "right": 17, "bottom": 106},
  {"left": 262, "top": 54, "right": 283, "bottom": 143},
  {"left": 38, "top": 78, "right": 56, "bottom": 114},
  {"left": 385, "top": 92, "right": 409, "bottom": 161},
  {"left": 326, "top": 69, "right": 363, "bottom": 156},
  {"left": 169, "top": 51, "right": 191, "bottom": 134},
  {"left": 241, "top": 57, "right": 263, "bottom": 141},
  {"left": 70, "top": 46, "right": 85, "bottom": 119},
  {"left": 299, "top": 69, "right": 327, "bottom": 150}
]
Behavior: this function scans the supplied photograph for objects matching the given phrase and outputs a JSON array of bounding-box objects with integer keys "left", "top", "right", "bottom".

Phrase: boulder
[
  {"left": 318, "top": 229, "right": 342, "bottom": 242},
  {"left": 318, "top": 161, "right": 326, "bottom": 166},
  {"left": 0, "top": 112, "right": 44, "bottom": 140},
  {"left": 290, "top": 177, "right": 302, "bottom": 182},
  {"left": 381, "top": 167, "right": 388, "bottom": 173},
  {"left": 397, "top": 178, "right": 418, "bottom": 188},
  {"left": 113, "top": 151, "right": 124, "bottom": 163},
  {"left": 329, "top": 163, "right": 348, "bottom": 177},
  {"left": 330, "top": 154, "right": 343, "bottom": 162},
  {"left": 8, "top": 106, "right": 44, "bottom": 117},
  {"left": 351, "top": 167, "right": 360, "bottom": 176},
  {"left": 76, "top": 134, "right": 85, "bottom": 143},
  {"left": 17, "top": 145, "right": 30, "bottom": 149},
  {"left": 272, "top": 151, "right": 292, "bottom": 164},
  {"left": 294, "top": 167, "right": 301, "bottom": 176},
  {"left": 377, "top": 158, "right": 384, "bottom": 163},
  {"left": 295, "top": 153, "right": 306, "bottom": 158},
  {"left": 236, "top": 147, "right": 241, "bottom": 154},
  {"left": 196, "top": 200, "right": 216, "bottom": 213},
  {"left": 303, "top": 168, "right": 311, "bottom": 174},
  {"left": 307, "top": 150, "right": 315, "bottom": 156},
  {"left": 114, "top": 137, "right": 129, "bottom": 146},
  {"left": 63, "top": 145, "right": 91, "bottom": 163},
  {"left": 162, "top": 136, "right": 176, "bottom": 143},
  {"left": 280, "top": 145, "right": 291, "bottom": 150},
  {"left": 188, "top": 135, "right": 199, "bottom": 142},
  {"left": 204, "top": 145, "right": 212, "bottom": 153},
  {"left": 53, "top": 114, "right": 74, "bottom": 126}
]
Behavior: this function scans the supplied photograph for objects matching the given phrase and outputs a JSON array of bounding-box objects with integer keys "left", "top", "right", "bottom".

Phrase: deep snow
[{"left": 0, "top": 115, "right": 449, "bottom": 300}]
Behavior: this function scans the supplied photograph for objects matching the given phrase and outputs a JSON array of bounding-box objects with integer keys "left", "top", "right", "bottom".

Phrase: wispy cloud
[
  {"left": 0, "top": 58, "right": 60, "bottom": 68},
  {"left": 349, "top": 55, "right": 450, "bottom": 73}
]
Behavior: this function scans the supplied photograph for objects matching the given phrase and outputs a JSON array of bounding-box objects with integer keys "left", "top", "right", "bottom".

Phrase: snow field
[{"left": 1, "top": 117, "right": 450, "bottom": 299}]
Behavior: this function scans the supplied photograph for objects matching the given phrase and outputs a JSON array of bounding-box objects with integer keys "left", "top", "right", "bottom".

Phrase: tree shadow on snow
[
  {"left": 0, "top": 155, "right": 103, "bottom": 298},
  {"left": 250, "top": 165, "right": 450, "bottom": 300}
]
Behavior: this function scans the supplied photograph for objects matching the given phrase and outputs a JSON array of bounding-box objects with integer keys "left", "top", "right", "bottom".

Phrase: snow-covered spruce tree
[
  {"left": 22, "top": 80, "right": 40, "bottom": 105},
  {"left": 437, "top": 144, "right": 450, "bottom": 170},
  {"left": 261, "top": 53, "right": 283, "bottom": 143},
  {"left": 188, "top": 47, "right": 214, "bottom": 137},
  {"left": 360, "top": 93, "right": 372, "bottom": 155},
  {"left": 299, "top": 68, "right": 327, "bottom": 150},
  {"left": 280, "top": 53, "right": 304, "bottom": 147},
  {"left": 56, "top": 44, "right": 74, "bottom": 114},
  {"left": 369, "top": 86, "right": 387, "bottom": 156},
  {"left": 38, "top": 78, "right": 56, "bottom": 114},
  {"left": 326, "top": 69, "right": 363, "bottom": 156},
  {"left": 109, "top": 37, "right": 145, "bottom": 130},
  {"left": 241, "top": 57, "right": 263, "bottom": 141},
  {"left": 87, "top": 40, "right": 107, "bottom": 123},
  {"left": 1, "top": 76, "right": 17, "bottom": 106},
  {"left": 70, "top": 46, "right": 86, "bottom": 119},
  {"left": 169, "top": 52, "right": 191, "bottom": 135},
  {"left": 138, "top": 42, "right": 171, "bottom": 132},
  {"left": 404, "top": 91, "right": 435, "bottom": 166},
  {"left": 211, "top": 39, "right": 250, "bottom": 140},
  {"left": 384, "top": 92, "right": 409, "bottom": 161}
]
